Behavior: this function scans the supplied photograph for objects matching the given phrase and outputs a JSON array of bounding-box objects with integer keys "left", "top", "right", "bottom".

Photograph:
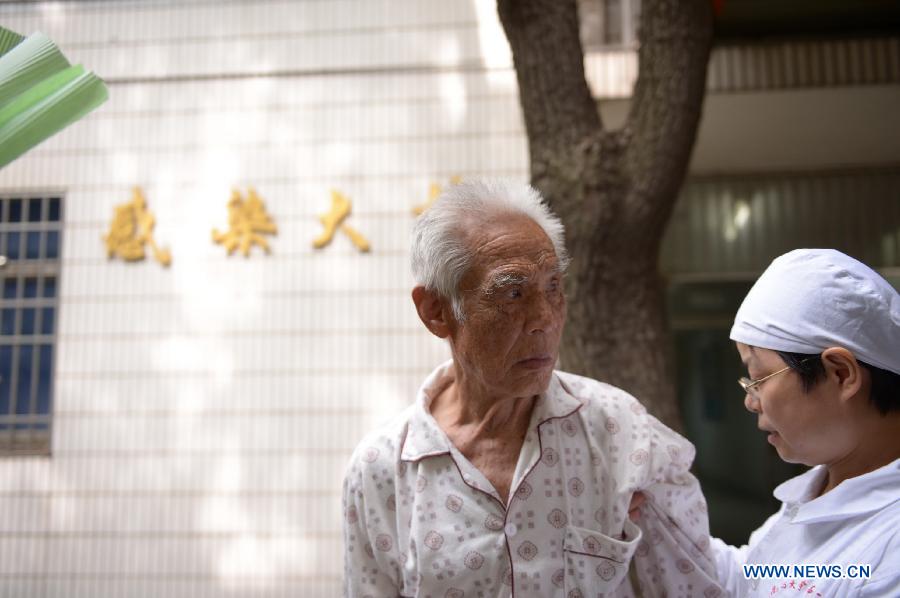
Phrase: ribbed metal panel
[
  {"left": 662, "top": 169, "right": 900, "bottom": 278},
  {"left": 585, "top": 37, "right": 900, "bottom": 98},
  {"left": 708, "top": 37, "right": 900, "bottom": 92}
]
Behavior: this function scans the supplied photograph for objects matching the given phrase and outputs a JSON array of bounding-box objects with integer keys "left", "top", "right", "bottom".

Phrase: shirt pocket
[{"left": 562, "top": 519, "right": 642, "bottom": 597}]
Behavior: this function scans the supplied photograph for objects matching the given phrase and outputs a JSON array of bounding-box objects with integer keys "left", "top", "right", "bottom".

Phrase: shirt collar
[
  {"left": 775, "top": 457, "right": 900, "bottom": 524},
  {"left": 400, "top": 360, "right": 455, "bottom": 461},
  {"left": 530, "top": 371, "right": 584, "bottom": 423},
  {"left": 400, "top": 360, "right": 583, "bottom": 462}
]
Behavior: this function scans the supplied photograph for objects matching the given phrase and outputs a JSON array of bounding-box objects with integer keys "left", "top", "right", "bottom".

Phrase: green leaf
[
  {"left": 0, "top": 26, "right": 25, "bottom": 57},
  {"left": 0, "top": 32, "right": 70, "bottom": 108},
  {"left": 0, "top": 64, "right": 85, "bottom": 129},
  {"left": 0, "top": 66, "right": 108, "bottom": 169}
]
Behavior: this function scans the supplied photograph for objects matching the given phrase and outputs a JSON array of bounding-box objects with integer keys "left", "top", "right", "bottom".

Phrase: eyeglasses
[
  {"left": 738, "top": 365, "right": 793, "bottom": 398},
  {"left": 738, "top": 357, "right": 815, "bottom": 398}
]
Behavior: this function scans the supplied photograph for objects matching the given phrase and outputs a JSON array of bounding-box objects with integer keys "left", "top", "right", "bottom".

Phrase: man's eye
[{"left": 508, "top": 287, "right": 523, "bottom": 299}]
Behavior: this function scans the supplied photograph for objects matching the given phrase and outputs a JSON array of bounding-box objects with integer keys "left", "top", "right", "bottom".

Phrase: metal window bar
[{"left": 26, "top": 201, "right": 48, "bottom": 436}]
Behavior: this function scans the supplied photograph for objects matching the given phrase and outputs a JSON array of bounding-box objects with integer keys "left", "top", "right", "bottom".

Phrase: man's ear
[
  {"left": 820, "top": 347, "right": 865, "bottom": 402},
  {"left": 412, "top": 286, "right": 451, "bottom": 339}
]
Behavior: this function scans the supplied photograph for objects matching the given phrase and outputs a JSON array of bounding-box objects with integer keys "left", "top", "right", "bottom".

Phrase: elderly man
[{"left": 342, "top": 180, "right": 722, "bottom": 597}]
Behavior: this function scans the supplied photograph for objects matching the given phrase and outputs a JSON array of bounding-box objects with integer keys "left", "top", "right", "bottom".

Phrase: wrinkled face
[
  {"left": 448, "top": 213, "right": 567, "bottom": 400},
  {"left": 737, "top": 342, "right": 851, "bottom": 466}
]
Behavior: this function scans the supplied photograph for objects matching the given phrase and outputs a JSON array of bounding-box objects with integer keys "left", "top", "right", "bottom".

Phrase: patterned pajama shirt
[{"left": 343, "top": 361, "right": 724, "bottom": 598}]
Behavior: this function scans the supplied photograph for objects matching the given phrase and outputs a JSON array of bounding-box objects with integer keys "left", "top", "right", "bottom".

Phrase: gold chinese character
[
  {"left": 313, "top": 190, "right": 370, "bottom": 253},
  {"left": 103, "top": 187, "right": 172, "bottom": 267},
  {"left": 413, "top": 176, "right": 462, "bottom": 216},
  {"left": 212, "top": 188, "right": 278, "bottom": 257}
]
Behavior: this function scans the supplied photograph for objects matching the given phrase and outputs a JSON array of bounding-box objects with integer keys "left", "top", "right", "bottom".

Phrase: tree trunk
[{"left": 498, "top": 0, "right": 713, "bottom": 430}]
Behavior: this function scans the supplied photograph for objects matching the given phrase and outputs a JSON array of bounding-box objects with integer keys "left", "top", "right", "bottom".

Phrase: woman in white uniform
[{"left": 710, "top": 249, "right": 900, "bottom": 597}]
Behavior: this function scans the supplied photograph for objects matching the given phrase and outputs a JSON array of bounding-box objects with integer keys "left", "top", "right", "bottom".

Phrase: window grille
[{"left": 0, "top": 193, "right": 62, "bottom": 455}]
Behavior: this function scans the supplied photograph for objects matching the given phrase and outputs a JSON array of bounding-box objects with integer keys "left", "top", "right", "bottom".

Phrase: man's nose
[{"left": 527, "top": 294, "right": 557, "bottom": 334}]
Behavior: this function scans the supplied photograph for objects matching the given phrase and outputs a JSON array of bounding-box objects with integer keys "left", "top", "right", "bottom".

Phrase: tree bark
[{"left": 498, "top": 0, "right": 713, "bottom": 430}]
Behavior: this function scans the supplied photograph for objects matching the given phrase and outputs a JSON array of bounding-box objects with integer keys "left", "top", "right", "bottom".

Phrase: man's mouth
[{"left": 517, "top": 355, "right": 552, "bottom": 369}]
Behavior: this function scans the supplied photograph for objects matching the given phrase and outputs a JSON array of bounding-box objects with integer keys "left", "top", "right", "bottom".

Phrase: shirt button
[{"left": 505, "top": 523, "right": 518, "bottom": 537}]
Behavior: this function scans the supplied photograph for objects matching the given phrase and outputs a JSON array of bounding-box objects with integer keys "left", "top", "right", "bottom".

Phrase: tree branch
[
  {"left": 624, "top": 0, "right": 713, "bottom": 235},
  {"left": 498, "top": 0, "right": 603, "bottom": 170}
]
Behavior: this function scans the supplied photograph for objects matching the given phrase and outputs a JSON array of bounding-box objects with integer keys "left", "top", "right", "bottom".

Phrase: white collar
[{"left": 774, "top": 457, "right": 900, "bottom": 524}]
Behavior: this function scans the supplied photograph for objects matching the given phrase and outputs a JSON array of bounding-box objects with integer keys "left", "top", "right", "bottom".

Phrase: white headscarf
[{"left": 730, "top": 249, "right": 900, "bottom": 376}]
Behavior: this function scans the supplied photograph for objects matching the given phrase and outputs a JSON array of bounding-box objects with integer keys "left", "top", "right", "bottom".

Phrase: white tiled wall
[{"left": 0, "top": 1, "right": 527, "bottom": 596}]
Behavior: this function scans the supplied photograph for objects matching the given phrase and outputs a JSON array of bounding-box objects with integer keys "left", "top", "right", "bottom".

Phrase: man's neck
[
  {"left": 429, "top": 366, "right": 537, "bottom": 441},
  {"left": 428, "top": 366, "right": 539, "bottom": 504}
]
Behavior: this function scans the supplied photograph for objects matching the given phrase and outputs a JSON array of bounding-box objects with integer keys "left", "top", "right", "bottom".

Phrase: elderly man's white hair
[{"left": 411, "top": 179, "right": 569, "bottom": 321}]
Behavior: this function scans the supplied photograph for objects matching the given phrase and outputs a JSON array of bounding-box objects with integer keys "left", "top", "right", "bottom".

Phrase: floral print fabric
[{"left": 343, "top": 361, "right": 723, "bottom": 598}]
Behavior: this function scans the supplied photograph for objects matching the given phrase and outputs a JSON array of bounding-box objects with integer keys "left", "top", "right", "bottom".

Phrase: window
[
  {"left": 0, "top": 194, "right": 62, "bottom": 455},
  {"left": 662, "top": 169, "right": 900, "bottom": 277}
]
